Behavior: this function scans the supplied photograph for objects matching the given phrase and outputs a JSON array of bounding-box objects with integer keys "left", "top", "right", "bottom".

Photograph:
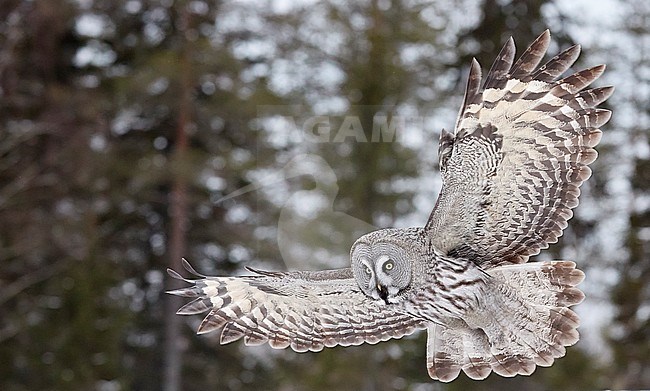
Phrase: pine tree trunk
[{"left": 163, "top": 6, "right": 192, "bottom": 390}]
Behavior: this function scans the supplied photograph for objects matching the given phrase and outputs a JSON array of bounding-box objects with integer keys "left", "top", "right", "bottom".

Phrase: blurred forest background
[{"left": 1, "top": 0, "right": 648, "bottom": 390}]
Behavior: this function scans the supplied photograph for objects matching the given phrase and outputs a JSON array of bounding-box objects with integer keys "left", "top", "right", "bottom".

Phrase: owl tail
[{"left": 426, "top": 260, "right": 585, "bottom": 382}]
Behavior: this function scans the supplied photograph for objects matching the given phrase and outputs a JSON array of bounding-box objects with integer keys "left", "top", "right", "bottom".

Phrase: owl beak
[{"left": 376, "top": 284, "right": 389, "bottom": 304}]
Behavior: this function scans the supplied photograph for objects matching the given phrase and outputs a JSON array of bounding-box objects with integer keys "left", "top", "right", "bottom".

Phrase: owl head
[{"left": 351, "top": 228, "right": 422, "bottom": 304}]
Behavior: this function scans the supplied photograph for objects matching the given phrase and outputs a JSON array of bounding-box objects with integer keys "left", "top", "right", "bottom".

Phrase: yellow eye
[
  {"left": 384, "top": 261, "right": 394, "bottom": 271},
  {"left": 364, "top": 266, "right": 372, "bottom": 274}
]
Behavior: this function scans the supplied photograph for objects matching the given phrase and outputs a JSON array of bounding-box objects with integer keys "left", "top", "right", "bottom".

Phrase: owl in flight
[{"left": 168, "top": 30, "right": 612, "bottom": 381}]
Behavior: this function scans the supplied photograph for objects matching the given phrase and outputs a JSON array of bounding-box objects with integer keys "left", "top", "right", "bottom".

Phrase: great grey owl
[{"left": 168, "top": 30, "right": 612, "bottom": 381}]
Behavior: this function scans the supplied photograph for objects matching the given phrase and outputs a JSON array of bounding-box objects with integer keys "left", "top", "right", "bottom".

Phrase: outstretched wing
[
  {"left": 427, "top": 30, "right": 613, "bottom": 267},
  {"left": 167, "top": 259, "right": 426, "bottom": 352}
]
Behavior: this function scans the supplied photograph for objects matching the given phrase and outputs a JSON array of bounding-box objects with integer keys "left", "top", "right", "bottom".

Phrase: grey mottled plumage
[{"left": 168, "top": 30, "right": 612, "bottom": 382}]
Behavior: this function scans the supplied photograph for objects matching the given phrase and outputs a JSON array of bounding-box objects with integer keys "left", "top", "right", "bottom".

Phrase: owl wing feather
[
  {"left": 427, "top": 260, "right": 586, "bottom": 382},
  {"left": 167, "top": 259, "right": 426, "bottom": 352},
  {"left": 427, "top": 30, "right": 613, "bottom": 267}
]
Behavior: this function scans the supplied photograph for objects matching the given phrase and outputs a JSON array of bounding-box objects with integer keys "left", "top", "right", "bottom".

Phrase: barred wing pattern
[
  {"left": 427, "top": 30, "right": 613, "bottom": 266},
  {"left": 167, "top": 259, "right": 426, "bottom": 352},
  {"left": 426, "top": 261, "right": 585, "bottom": 381}
]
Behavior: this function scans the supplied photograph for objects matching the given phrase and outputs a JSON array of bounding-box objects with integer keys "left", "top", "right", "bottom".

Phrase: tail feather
[{"left": 427, "top": 261, "right": 584, "bottom": 382}]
